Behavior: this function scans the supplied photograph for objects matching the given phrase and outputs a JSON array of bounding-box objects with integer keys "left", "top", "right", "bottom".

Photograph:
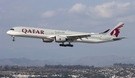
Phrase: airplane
[{"left": 7, "top": 22, "right": 125, "bottom": 47}]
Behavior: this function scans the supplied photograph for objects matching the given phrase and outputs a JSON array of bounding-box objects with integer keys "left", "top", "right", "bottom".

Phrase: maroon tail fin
[{"left": 108, "top": 22, "right": 124, "bottom": 37}]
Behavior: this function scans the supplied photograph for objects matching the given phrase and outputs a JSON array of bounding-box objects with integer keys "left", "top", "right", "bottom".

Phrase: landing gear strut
[
  {"left": 12, "top": 36, "right": 15, "bottom": 41},
  {"left": 59, "top": 42, "right": 74, "bottom": 47}
]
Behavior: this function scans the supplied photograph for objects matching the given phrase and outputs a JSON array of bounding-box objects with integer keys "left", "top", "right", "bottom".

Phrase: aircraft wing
[
  {"left": 65, "top": 33, "right": 91, "bottom": 40},
  {"left": 44, "top": 34, "right": 91, "bottom": 40}
]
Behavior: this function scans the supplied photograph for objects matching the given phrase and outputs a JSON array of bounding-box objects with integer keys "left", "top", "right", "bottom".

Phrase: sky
[{"left": 0, "top": 0, "right": 135, "bottom": 62}]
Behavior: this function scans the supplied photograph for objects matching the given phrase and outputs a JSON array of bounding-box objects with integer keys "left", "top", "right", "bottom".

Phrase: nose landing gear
[{"left": 12, "top": 36, "right": 15, "bottom": 41}]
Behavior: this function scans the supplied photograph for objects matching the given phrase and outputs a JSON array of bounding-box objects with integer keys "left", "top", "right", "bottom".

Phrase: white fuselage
[{"left": 7, "top": 27, "right": 115, "bottom": 43}]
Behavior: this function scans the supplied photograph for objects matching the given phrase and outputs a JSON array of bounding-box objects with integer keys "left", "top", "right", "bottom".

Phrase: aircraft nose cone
[{"left": 7, "top": 31, "right": 10, "bottom": 35}]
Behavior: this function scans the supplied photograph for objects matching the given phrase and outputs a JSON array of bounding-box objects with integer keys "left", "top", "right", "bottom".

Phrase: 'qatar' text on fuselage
[{"left": 22, "top": 28, "right": 44, "bottom": 34}]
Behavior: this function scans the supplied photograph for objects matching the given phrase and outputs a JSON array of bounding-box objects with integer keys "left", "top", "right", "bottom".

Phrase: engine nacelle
[
  {"left": 42, "top": 39, "right": 53, "bottom": 43},
  {"left": 55, "top": 35, "right": 67, "bottom": 42}
]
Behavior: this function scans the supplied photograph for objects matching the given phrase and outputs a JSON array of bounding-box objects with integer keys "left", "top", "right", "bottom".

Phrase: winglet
[{"left": 99, "top": 29, "right": 110, "bottom": 34}]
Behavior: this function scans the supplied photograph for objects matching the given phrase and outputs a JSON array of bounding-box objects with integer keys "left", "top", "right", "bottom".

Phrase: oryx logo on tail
[{"left": 109, "top": 22, "right": 124, "bottom": 37}]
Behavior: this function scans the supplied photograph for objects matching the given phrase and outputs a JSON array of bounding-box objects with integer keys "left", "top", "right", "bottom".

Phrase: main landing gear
[{"left": 59, "top": 42, "right": 74, "bottom": 47}]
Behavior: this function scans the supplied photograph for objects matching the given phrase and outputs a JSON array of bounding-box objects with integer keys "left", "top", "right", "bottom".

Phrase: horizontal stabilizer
[{"left": 113, "top": 37, "right": 126, "bottom": 41}]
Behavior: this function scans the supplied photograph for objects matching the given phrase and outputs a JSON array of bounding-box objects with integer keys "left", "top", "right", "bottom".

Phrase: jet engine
[
  {"left": 42, "top": 39, "right": 53, "bottom": 43},
  {"left": 55, "top": 35, "right": 67, "bottom": 42}
]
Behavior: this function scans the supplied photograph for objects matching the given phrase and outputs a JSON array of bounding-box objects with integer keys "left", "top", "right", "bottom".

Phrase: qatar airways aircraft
[{"left": 7, "top": 22, "right": 125, "bottom": 47}]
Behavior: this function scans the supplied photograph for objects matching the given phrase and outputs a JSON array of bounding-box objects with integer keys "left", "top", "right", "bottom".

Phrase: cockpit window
[{"left": 10, "top": 28, "right": 14, "bottom": 30}]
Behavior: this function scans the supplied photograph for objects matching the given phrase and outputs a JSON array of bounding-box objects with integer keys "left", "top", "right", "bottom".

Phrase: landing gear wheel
[
  {"left": 59, "top": 43, "right": 74, "bottom": 47},
  {"left": 69, "top": 44, "right": 73, "bottom": 47}
]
